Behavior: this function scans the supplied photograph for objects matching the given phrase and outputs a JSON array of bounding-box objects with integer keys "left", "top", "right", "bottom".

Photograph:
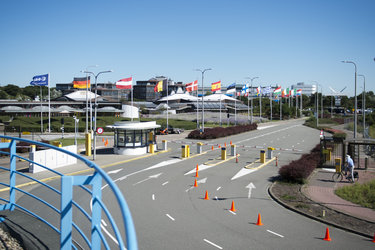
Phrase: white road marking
[
  {"left": 216, "top": 186, "right": 221, "bottom": 191},
  {"left": 236, "top": 124, "right": 300, "bottom": 144},
  {"left": 162, "top": 181, "right": 169, "bottom": 186},
  {"left": 267, "top": 230, "right": 284, "bottom": 238},
  {"left": 185, "top": 164, "right": 212, "bottom": 175},
  {"left": 229, "top": 210, "right": 236, "bottom": 215},
  {"left": 258, "top": 125, "right": 277, "bottom": 130},
  {"left": 231, "top": 168, "right": 257, "bottom": 180},
  {"left": 204, "top": 239, "right": 223, "bottom": 249},
  {"left": 133, "top": 173, "right": 162, "bottom": 186},
  {"left": 166, "top": 214, "right": 175, "bottom": 221},
  {"left": 215, "top": 196, "right": 218, "bottom": 200},
  {"left": 152, "top": 194, "right": 155, "bottom": 200},
  {"left": 107, "top": 169, "right": 122, "bottom": 174}
]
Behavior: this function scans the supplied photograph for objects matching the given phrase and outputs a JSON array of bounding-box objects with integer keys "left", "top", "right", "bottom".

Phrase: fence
[{"left": 0, "top": 136, "right": 138, "bottom": 249}]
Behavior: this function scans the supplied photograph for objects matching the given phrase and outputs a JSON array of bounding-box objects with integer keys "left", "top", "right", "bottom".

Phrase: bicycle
[{"left": 332, "top": 166, "right": 359, "bottom": 183}]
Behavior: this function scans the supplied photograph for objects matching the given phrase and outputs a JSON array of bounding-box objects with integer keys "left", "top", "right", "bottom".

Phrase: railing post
[
  {"left": 91, "top": 173, "right": 102, "bottom": 249},
  {"left": 9, "top": 139, "right": 16, "bottom": 211},
  {"left": 61, "top": 176, "right": 73, "bottom": 250}
]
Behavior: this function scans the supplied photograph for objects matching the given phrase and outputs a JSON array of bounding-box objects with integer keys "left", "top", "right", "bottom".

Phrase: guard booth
[
  {"left": 107, "top": 121, "right": 160, "bottom": 155},
  {"left": 346, "top": 139, "right": 375, "bottom": 170}
]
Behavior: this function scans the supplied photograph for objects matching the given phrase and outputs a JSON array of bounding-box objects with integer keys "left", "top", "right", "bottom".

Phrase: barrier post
[
  {"left": 230, "top": 144, "right": 236, "bottom": 156},
  {"left": 182, "top": 145, "right": 186, "bottom": 158},
  {"left": 335, "top": 158, "right": 341, "bottom": 173},
  {"left": 149, "top": 143, "right": 154, "bottom": 154},
  {"left": 260, "top": 150, "right": 266, "bottom": 163},
  {"left": 267, "top": 147, "right": 274, "bottom": 159},
  {"left": 221, "top": 147, "right": 227, "bottom": 160},
  {"left": 162, "top": 140, "right": 167, "bottom": 151},
  {"left": 85, "top": 133, "right": 91, "bottom": 156},
  {"left": 186, "top": 145, "right": 190, "bottom": 158},
  {"left": 197, "top": 142, "right": 203, "bottom": 154}
]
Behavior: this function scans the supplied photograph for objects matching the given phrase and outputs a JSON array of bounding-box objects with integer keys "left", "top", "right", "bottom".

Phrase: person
[{"left": 345, "top": 154, "right": 355, "bottom": 182}]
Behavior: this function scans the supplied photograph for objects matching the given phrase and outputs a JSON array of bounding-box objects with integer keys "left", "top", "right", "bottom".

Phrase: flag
[
  {"left": 273, "top": 86, "right": 282, "bottom": 96},
  {"left": 186, "top": 80, "right": 198, "bottom": 92},
  {"left": 73, "top": 77, "right": 90, "bottom": 89},
  {"left": 30, "top": 74, "right": 49, "bottom": 86},
  {"left": 154, "top": 80, "right": 163, "bottom": 92},
  {"left": 211, "top": 81, "right": 221, "bottom": 92},
  {"left": 226, "top": 83, "right": 236, "bottom": 93},
  {"left": 116, "top": 77, "right": 132, "bottom": 89},
  {"left": 256, "top": 86, "right": 261, "bottom": 96},
  {"left": 241, "top": 84, "right": 249, "bottom": 95},
  {"left": 282, "top": 89, "right": 287, "bottom": 97},
  {"left": 297, "top": 89, "right": 302, "bottom": 96},
  {"left": 236, "top": 91, "right": 242, "bottom": 96},
  {"left": 263, "top": 86, "right": 272, "bottom": 95},
  {"left": 285, "top": 88, "right": 290, "bottom": 97}
]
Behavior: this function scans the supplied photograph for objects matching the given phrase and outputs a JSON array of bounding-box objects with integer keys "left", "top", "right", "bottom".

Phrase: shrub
[
  {"left": 278, "top": 144, "right": 321, "bottom": 183},
  {"left": 187, "top": 123, "right": 258, "bottom": 139}
]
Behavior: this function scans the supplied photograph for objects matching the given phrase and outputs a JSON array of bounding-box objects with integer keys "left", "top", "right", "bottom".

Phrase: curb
[{"left": 268, "top": 181, "right": 373, "bottom": 239}]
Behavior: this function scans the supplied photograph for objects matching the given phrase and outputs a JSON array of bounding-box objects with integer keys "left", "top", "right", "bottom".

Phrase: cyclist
[{"left": 345, "top": 154, "right": 355, "bottom": 182}]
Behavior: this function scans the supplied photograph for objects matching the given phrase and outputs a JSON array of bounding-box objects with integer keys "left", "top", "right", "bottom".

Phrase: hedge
[{"left": 187, "top": 123, "right": 258, "bottom": 140}]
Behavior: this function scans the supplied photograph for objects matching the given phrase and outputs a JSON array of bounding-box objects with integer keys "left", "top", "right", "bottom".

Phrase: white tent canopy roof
[
  {"left": 203, "top": 93, "right": 238, "bottom": 102},
  {"left": 65, "top": 90, "right": 98, "bottom": 102},
  {"left": 158, "top": 93, "right": 198, "bottom": 102}
]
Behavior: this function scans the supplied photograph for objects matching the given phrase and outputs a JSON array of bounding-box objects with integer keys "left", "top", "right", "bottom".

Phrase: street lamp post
[
  {"left": 196, "top": 68, "right": 212, "bottom": 132},
  {"left": 358, "top": 74, "right": 366, "bottom": 138},
  {"left": 311, "top": 81, "right": 319, "bottom": 127},
  {"left": 83, "top": 70, "right": 113, "bottom": 160},
  {"left": 245, "top": 77, "right": 258, "bottom": 124},
  {"left": 82, "top": 65, "right": 98, "bottom": 133},
  {"left": 73, "top": 116, "right": 79, "bottom": 146},
  {"left": 342, "top": 61, "right": 357, "bottom": 139}
]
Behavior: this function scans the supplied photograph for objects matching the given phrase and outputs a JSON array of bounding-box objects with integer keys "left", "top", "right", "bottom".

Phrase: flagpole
[
  {"left": 196, "top": 81, "right": 199, "bottom": 129},
  {"left": 40, "top": 86, "right": 43, "bottom": 133},
  {"left": 131, "top": 76, "right": 134, "bottom": 122},
  {"left": 270, "top": 92, "right": 272, "bottom": 121},
  {"left": 235, "top": 90, "right": 237, "bottom": 125},
  {"left": 219, "top": 92, "right": 222, "bottom": 126},
  {"left": 48, "top": 73, "right": 51, "bottom": 133},
  {"left": 259, "top": 86, "right": 262, "bottom": 122},
  {"left": 166, "top": 77, "right": 169, "bottom": 131},
  {"left": 280, "top": 95, "right": 282, "bottom": 120}
]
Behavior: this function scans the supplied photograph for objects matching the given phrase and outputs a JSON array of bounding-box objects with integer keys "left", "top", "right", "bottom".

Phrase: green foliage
[{"left": 335, "top": 180, "right": 375, "bottom": 209}]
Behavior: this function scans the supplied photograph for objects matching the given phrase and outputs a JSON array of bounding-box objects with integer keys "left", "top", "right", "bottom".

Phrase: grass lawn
[{"left": 335, "top": 179, "right": 375, "bottom": 210}]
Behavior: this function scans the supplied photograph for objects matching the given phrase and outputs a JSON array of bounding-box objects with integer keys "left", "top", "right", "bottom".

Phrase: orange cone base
[{"left": 323, "top": 228, "right": 331, "bottom": 241}]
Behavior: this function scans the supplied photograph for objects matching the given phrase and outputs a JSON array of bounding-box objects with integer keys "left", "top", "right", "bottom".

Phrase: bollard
[
  {"left": 335, "top": 158, "right": 341, "bottom": 173},
  {"left": 85, "top": 132, "right": 92, "bottom": 156},
  {"left": 181, "top": 145, "right": 186, "bottom": 158},
  {"left": 221, "top": 147, "right": 227, "bottom": 160},
  {"left": 186, "top": 145, "right": 190, "bottom": 158},
  {"left": 197, "top": 142, "right": 203, "bottom": 154},
  {"left": 149, "top": 143, "right": 155, "bottom": 154},
  {"left": 267, "top": 147, "right": 274, "bottom": 159},
  {"left": 231, "top": 144, "right": 236, "bottom": 156},
  {"left": 162, "top": 140, "right": 167, "bottom": 151},
  {"left": 260, "top": 150, "right": 266, "bottom": 163},
  {"left": 236, "top": 154, "right": 239, "bottom": 163}
]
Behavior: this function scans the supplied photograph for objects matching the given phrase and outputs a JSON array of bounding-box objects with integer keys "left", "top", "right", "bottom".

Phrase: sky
[{"left": 0, "top": 0, "right": 374, "bottom": 96}]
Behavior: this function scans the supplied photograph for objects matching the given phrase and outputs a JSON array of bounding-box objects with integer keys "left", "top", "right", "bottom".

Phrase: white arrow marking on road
[
  {"left": 185, "top": 164, "right": 212, "bottom": 175},
  {"left": 133, "top": 173, "right": 162, "bottom": 186},
  {"left": 166, "top": 214, "right": 175, "bottom": 221},
  {"left": 231, "top": 168, "right": 258, "bottom": 180},
  {"left": 204, "top": 239, "right": 223, "bottom": 249},
  {"left": 107, "top": 169, "right": 122, "bottom": 175},
  {"left": 267, "top": 230, "right": 284, "bottom": 238},
  {"left": 246, "top": 182, "right": 256, "bottom": 199},
  {"left": 197, "top": 177, "right": 207, "bottom": 184}
]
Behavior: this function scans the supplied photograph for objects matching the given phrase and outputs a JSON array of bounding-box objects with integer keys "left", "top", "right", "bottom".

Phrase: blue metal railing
[{"left": 0, "top": 136, "right": 138, "bottom": 250}]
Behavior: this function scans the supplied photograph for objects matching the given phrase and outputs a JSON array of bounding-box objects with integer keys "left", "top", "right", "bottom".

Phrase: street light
[
  {"left": 73, "top": 116, "right": 79, "bottom": 146},
  {"left": 83, "top": 70, "right": 113, "bottom": 160},
  {"left": 311, "top": 81, "right": 319, "bottom": 127},
  {"left": 245, "top": 77, "right": 259, "bottom": 124},
  {"left": 196, "top": 68, "right": 212, "bottom": 132},
  {"left": 341, "top": 60, "right": 357, "bottom": 139},
  {"left": 81, "top": 65, "right": 98, "bottom": 133},
  {"left": 358, "top": 74, "right": 366, "bottom": 138}
]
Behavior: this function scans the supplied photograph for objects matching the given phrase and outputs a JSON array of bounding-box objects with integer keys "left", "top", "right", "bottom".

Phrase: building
[
  {"left": 290, "top": 82, "right": 316, "bottom": 96},
  {"left": 134, "top": 76, "right": 184, "bottom": 101}
]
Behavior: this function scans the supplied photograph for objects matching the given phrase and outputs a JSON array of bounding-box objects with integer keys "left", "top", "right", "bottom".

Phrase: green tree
[{"left": 2, "top": 84, "right": 21, "bottom": 97}]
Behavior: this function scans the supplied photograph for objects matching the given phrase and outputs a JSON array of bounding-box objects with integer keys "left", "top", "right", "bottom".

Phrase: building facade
[{"left": 290, "top": 82, "right": 316, "bottom": 96}]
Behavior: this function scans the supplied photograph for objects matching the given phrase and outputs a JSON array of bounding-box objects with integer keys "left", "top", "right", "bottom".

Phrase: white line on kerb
[
  {"left": 166, "top": 214, "right": 175, "bottom": 221},
  {"left": 267, "top": 229, "right": 284, "bottom": 238},
  {"left": 162, "top": 181, "right": 169, "bottom": 186},
  {"left": 204, "top": 239, "right": 223, "bottom": 249}
]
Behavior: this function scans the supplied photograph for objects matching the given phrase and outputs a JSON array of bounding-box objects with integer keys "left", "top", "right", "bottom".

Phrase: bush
[
  {"left": 187, "top": 123, "right": 258, "bottom": 139},
  {"left": 279, "top": 144, "right": 321, "bottom": 183}
]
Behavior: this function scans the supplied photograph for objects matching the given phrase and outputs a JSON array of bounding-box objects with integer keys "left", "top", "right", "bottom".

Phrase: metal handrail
[{"left": 0, "top": 136, "right": 138, "bottom": 249}]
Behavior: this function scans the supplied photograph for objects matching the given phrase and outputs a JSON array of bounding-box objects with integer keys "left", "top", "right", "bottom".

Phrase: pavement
[{"left": 0, "top": 124, "right": 374, "bottom": 247}]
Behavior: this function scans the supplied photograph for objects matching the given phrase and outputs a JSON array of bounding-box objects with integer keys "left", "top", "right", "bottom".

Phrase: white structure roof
[
  {"left": 65, "top": 91, "right": 98, "bottom": 102},
  {"left": 203, "top": 93, "right": 238, "bottom": 102},
  {"left": 158, "top": 93, "right": 198, "bottom": 102},
  {"left": 107, "top": 121, "right": 160, "bottom": 130}
]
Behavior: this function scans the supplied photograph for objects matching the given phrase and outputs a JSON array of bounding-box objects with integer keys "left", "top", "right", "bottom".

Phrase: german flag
[{"left": 73, "top": 77, "right": 90, "bottom": 89}]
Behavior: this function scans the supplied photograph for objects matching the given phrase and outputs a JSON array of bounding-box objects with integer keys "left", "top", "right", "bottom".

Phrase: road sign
[{"left": 97, "top": 127, "right": 104, "bottom": 134}]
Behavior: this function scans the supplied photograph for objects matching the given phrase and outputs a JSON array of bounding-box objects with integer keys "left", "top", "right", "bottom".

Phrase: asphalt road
[{"left": 14, "top": 119, "right": 375, "bottom": 249}]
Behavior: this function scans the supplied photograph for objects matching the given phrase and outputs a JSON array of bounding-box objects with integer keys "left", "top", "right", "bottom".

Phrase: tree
[{"left": 2, "top": 84, "right": 20, "bottom": 97}]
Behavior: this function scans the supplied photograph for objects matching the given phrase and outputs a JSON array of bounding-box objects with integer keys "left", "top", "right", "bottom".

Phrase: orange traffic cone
[
  {"left": 224, "top": 142, "right": 227, "bottom": 147},
  {"left": 323, "top": 227, "right": 331, "bottom": 241},
  {"left": 218, "top": 144, "right": 221, "bottom": 149},
  {"left": 204, "top": 190, "right": 209, "bottom": 200},
  {"left": 372, "top": 233, "right": 375, "bottom": 243},
  {"left": 106, "top": 139, "right": 108, "bottom": 145},
  {"left": 230, "top": 140, "right": 232, "bottom": 145},
  {"left": 195, "top": 164, "right": 199, "bottom": 177},
  {"left": 256, "top": 213, "right": 263, "bottom": 226},
  {"left": 194, "top": 179, "right": 198, "bottom": 187},
  {"left": 211, "top": 145, "right": 214, "bottom": 150},
  {"left": 102, "top": 138, "right": 105, "bottom": 142},
  {"left": 230, "top": 201, "right": 236, "bottom": 212}
]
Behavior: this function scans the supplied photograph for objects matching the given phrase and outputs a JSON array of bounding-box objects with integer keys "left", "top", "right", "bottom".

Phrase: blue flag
[
  {"left": 226, "top": 83, "right": 236, "bottom": 93},
  {"left": 30, "top": 74, "right": 49, "bottom": 86}
]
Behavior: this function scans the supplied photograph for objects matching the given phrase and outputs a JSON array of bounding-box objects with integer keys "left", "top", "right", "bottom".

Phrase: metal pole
[
  {"left": 48, "top": 73, "right": 51, "bottom": 133},
  {"left": 358, "top": 74, "right": 365, "bottom": 137},
  {"left": 196, "top": 68, "right": 212, "bottom": 132},
  {"left": 166, "top": 77, "right": 169, "bottom": 131},
  {"left": 40, "top": 86, "right": 43, "bottom": 133},
  {"left": 342, "top": 61, "right": 357, "bottom": 138},
  {"left": 246, "top": 77, "right": 259, "bottom": 124}
]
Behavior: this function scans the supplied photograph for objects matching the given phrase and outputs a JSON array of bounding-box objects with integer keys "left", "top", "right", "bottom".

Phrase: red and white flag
[
  {"left": 116, "top": 77, "right": 133, "bottom": 89},
  {"left": 186, "top": 80, "right": 198, "bottom": 92}
]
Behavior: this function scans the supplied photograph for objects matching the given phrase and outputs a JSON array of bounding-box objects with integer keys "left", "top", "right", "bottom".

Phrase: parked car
[{"left": 156, "top": 126, "right": 184, "bottom": 135}]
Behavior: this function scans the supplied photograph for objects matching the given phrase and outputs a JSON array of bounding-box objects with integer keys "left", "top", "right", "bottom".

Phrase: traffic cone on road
[
  {"left": 224, "top": 142, "right": 227, "bottom": 147},
  {"left": 323, "top": 227, "right": 331, "bottom": 241},
  {"left": 372, "top": 233, "right": 375, "bottom": 243},
  {"left": 212, "top": 146, "right": 214, "bottom": 151},
  {"left": 256, "top": 213, "right": 263, "bottom": 226},
  {"left": 230, "top": 201, "right": 236, "bottom": 212},
  {"left": 195, "top": 164, "right": 199, "bottom": 177},
  {"left": 320, "top": 129, "right": 324, "bottom": 138},
  {"left": 230, "top": 140, "right": 232, "bottom": 145},
  {"left": 204, "top": 190, "right": 209, "bottom": 200},
  {"left": 194, "top": 179, "right": 198, "bottom": 187}
]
